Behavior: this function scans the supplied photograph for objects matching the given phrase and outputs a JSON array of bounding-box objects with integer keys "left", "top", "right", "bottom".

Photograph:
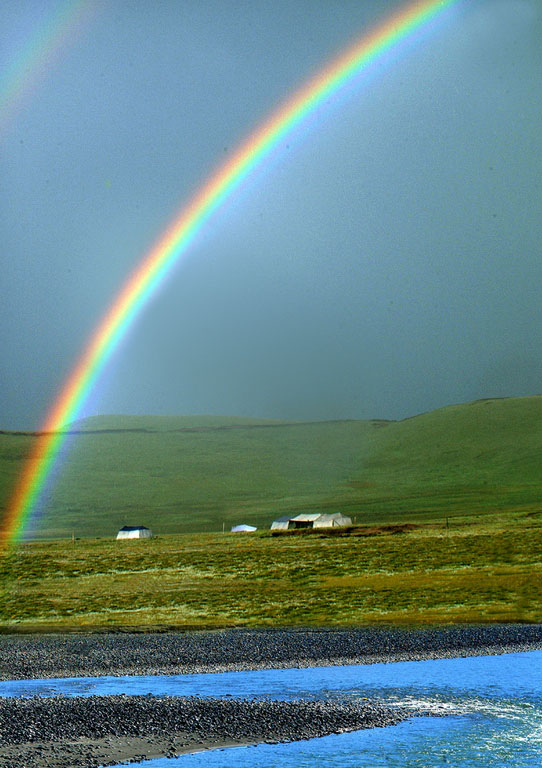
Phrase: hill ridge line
[{"left": 0, "top": 418, "right": 385, "bottom": 438}]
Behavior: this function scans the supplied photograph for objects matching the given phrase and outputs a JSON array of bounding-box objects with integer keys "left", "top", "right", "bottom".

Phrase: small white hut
[
  {"left": 116, "top": 525, "right": 153, "bottom": 540},
  {"left": 231, "top": 524, "right": 257, "bottom": 532}
]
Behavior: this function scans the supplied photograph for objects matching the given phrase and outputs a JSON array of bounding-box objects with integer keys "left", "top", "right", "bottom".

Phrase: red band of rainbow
[{"left": 1, "top": 0, "right": 457, "bottom": 547}]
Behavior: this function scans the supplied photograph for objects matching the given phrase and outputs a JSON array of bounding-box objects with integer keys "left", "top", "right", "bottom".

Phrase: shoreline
[
  {"left": 0, "top": 696, "right": 410, "bottom": 768},
  {"left": 0, "top": 733, "right": 258, "bottom": 768},
  {"left": 0, "top": 625, "right": 541, "bottom": 768},
  {"left": 1, "top": 624, "right": 541, "bottom": 681}
]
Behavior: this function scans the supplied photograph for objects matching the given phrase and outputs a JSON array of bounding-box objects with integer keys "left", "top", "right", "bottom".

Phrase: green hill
[
  {"left": 348, "top": 395, "right": 542, "bottom": 521},
  {"left": 1, "top": 396, "right": 542, "bottom": 539},
  {"left": 67, "top": 413, "right": 292, "bottom": 431}
]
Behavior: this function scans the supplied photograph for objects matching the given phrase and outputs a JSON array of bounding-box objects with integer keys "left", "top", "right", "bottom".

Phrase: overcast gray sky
[{"left": 1, "top": 0, "right": 541, "bottom": 430}]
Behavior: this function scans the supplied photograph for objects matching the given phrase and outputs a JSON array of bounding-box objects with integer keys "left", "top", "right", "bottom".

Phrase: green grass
[
  {"left": 2, "top": 395, "right": 542, "bottom": 539},
  {"left": 0, "top": 417, "right": 377, "bottom": 537},
  {"left": 1, "top": 516, "right": 540, "bottom": 631},
  {"left": 2, "top": 396, "right": 541, "bottom": 631}
]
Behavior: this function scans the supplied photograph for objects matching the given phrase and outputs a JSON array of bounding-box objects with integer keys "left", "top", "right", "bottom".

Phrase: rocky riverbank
[
  {"left": 0, "top": 625, "right": 541, "bottom": 767},
  {"left": 0, "top": 695, "right": 411, "bottom": 768},
  {"left": 1, "top": 624, "right": 541, "bottom": 680}
]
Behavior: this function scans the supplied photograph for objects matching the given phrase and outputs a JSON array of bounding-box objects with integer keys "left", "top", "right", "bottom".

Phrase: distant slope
[
  {"left": 67, "top": 414, "right": 296, "bottom": 432},
  {"left": 0, "top": 416, "right": 377, "bottom": 538},
  {"left": 350, "top": 395, "right": 542, "bottom": 521},
  {"left": 1, "top": 396, "right": 541, "bottom": 538}
]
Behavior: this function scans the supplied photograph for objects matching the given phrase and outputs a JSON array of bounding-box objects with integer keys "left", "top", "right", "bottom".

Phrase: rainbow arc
[{"left": 1, "top": 0, "right": 457, "bottom": 547}]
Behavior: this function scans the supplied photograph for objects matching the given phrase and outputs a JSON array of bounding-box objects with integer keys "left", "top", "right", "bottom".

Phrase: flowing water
[{"left": 1, "top": 651, "right": 541, "bottom": 767}]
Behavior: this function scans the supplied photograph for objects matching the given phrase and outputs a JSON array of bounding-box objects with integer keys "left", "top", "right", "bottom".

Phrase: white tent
[
  {"left": 116, "top": 525, "right": 153, "bottom": 540},
  {"left": 231, "top": 524, "right": 257, "bottom": 532},
  {"left": 270, "top": 515, "right": 291, "bottom": 531},
  {"left": 270, "top": 513, "right": 351, "bottom": 530},
  {"left": 309, "top": 513, "right": 352, "bottom": 529}
]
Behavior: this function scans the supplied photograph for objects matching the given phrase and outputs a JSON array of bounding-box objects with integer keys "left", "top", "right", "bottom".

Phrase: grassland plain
[
  {"left": 2, "top": 396, "right": 542, "bottom": 539},
  {"left": 1, "top": 396, "right": 541, "bottom": 630},
  {"left": 1, "top": 515, "right": 541, "bottom": 631}
]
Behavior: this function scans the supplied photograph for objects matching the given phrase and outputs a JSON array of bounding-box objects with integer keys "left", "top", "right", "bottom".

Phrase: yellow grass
[{"left": 1, "top": 514, "right": 541, "bottom": 631}]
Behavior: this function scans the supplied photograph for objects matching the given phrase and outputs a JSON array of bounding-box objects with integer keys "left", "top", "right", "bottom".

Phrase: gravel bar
[
  {"left": 0, "top": 625, "right": 541, "bottom": 767},
  {"left": 1, "top": 624, "right": 541, "bottom": 680},
  {"left": 0, "top": 695, "right": 410, "bottom": 768}
]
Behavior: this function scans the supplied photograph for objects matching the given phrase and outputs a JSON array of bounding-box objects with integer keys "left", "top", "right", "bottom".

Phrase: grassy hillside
[
  {"left": 347, "top": 395, "right": 542, "bottom": 523},
  {"left": 68, "top": 413, "right": 292, "bottom": 431},
  {"left": 0, "top": 416, "right": 376, "bottom": 538},
  {"left": 1, "top": 396, "right": 542, "bottom": 539}
]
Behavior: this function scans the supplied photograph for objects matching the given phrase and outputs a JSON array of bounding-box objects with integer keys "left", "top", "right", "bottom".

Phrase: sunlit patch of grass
[{"left": 1, "top": 517, "right": 541, "bottom": 631}]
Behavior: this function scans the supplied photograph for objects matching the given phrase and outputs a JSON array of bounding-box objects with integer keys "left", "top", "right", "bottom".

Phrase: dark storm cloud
[{"left": 1, "top": 0, "right": 541, "bottom": 429}]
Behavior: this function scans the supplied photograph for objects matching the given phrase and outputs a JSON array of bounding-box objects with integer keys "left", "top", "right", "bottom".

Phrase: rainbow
[
  {"left": 0, "top": 0, "right": 97, "bottom": 138},
  {"left": 1, "top": 0, "right": 457, "bottom": 547}
]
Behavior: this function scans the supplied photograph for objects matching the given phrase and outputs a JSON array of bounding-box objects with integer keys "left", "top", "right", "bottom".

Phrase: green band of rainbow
[{"left": 2, "top": 0, "right": 457, "bottom": 547}]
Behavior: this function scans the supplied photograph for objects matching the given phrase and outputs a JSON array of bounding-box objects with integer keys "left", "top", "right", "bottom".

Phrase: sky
[{"left": 1, "top": 0, "right": 541, "bottom": 431}]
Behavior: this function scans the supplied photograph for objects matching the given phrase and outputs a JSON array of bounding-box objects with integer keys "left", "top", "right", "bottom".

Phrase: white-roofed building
[
  {"left": 231, "top": 524, "right": 257, "bottom": 532},
  {"left": 270, "top": 512, "right": 351, "bottom": 530},
  {"left": 269, "top": 515, "right": 291, "bottom": 531},
  {"left": 116, "top": 525, "right": 153, "bottom": 540}
]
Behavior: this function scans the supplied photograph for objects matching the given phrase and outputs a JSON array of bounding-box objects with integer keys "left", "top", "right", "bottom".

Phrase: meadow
[
  {"left": 1, "top": 396, "right": 541, "bottom": 631},
  {"left": 1, "top": 516, "right": 540, "bottom": 631}
]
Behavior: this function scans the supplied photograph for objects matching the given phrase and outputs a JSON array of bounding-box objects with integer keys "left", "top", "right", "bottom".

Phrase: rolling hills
[{"left": 1, "top": 395, "right": 542, "bottom": 539}]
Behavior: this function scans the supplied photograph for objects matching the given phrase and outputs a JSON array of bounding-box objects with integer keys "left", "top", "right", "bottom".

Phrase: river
[{"left": 1, "top": 651, "right": 540, "bottom": 767}]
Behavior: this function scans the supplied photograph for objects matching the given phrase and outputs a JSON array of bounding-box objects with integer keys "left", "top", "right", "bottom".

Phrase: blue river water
[{"left": 1, "top": 651, "right": 541, "bottom": 767}]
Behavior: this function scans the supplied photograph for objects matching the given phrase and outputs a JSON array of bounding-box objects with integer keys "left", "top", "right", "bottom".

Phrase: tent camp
[
  {"left": 269, "top": 515, "right": 291, "bottom": 531},
  {"left": 270, "top": 513, "right": 351, "bottom": 530},
  {"left": 271, "top": 515, "right": 292, "bottom": 531},
  {"left": 231, "top": 524, "right": 257, "bottom": 532},
  {"left": 116, "top": 525, "right": 153, "bottom": 540}
]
